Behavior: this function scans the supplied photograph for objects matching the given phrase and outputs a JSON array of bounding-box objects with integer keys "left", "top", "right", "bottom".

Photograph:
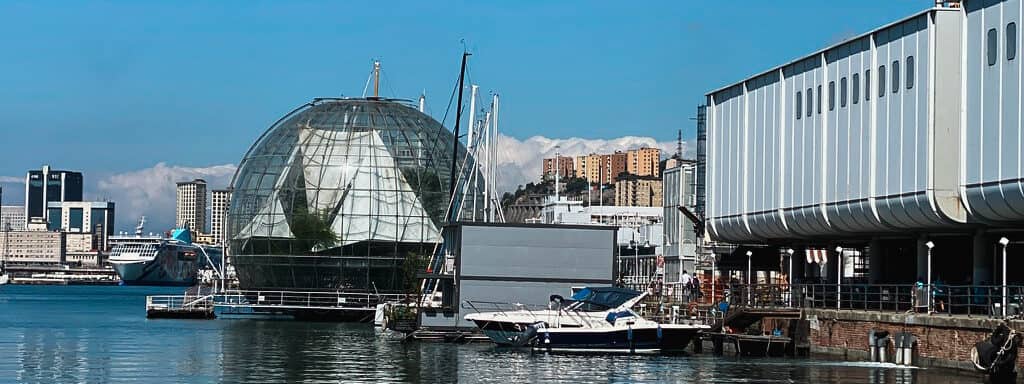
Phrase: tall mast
[
  {"left": 447, "top": 52, "right": 471, "bottom": 223},
  {"left": 467, "top": 85, "right": 479, "bottom": 221},
  {"left": 491, "top": 94, "right": 500, "bottom": 222},
  {"left": 482, "top": 110, "right": 492, "bottom": 222},
  {"left": 467, "top": 85, "right": 478, "bottom": 149},
  {"left": 373, "top": 60, "right": 381, "bottom": 98}
]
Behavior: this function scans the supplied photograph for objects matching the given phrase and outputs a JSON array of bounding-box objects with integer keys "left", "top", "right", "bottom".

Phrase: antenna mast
[{"left": 676, "top": 129, "right": 683, "bottom": 158}]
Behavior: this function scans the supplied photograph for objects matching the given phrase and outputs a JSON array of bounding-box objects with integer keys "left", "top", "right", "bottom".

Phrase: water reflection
[{"left": 0, "top": 286, "right": 992, "bottom": 383}]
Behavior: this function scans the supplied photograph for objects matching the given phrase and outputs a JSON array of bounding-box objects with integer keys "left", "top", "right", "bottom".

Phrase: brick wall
[{"left": 805, "top": 309, "right": 1024, "bottom": 370}]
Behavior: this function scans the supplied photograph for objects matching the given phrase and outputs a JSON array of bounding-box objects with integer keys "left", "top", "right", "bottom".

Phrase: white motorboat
[{"left": 465, "top": 287, "right": 710, "bottom": 353}]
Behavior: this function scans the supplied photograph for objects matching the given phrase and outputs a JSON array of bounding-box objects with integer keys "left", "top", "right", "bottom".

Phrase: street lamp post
[
  {"left": 643, "top": 240, "right": 651, "bottom": 280},
  {"left": 835, "top": 246, "right": 844, "bottom": 310},
  {"left": 626, "top": 239, "right": 634, "bottom": 284},
  {"left": 926, "top": 241, "right": 935, "bottom": 312},
  {"left": 787, "top": 248, "right": 795, "bottom": 307},
  {"left": 1000, "top": 237, "right": 1010, "bottom": 318},
  {"left": 746, "top": 250, "right": 753, "bottom": 305}
]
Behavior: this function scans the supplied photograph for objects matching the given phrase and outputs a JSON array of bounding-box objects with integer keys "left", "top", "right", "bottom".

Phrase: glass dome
[{"left": 228, "top": 97, "right": 481, "bottom": 292}]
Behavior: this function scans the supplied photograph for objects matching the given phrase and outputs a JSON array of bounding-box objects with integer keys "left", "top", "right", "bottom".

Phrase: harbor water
[{"left": 0, "top": 285, "right": 988, "bottom": 383}]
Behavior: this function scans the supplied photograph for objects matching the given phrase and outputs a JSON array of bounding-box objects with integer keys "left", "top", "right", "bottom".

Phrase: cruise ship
[{"left": 108, "top": 218, "right": 221, "bottom": 286}]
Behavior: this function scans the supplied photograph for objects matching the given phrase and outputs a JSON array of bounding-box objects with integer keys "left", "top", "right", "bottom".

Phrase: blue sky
[{"left": 0, "top": 1, "right": 927, "bottom": 229}]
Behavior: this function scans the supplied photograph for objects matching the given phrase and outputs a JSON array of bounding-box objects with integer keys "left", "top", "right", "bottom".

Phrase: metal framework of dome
[{"left": 228, "top": 97, "right": 481, "bottom": 292}]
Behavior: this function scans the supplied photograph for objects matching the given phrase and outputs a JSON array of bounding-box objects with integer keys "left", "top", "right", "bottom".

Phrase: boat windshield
[{"left": 567, "top": 287, "right": 641, "bottom": 311}]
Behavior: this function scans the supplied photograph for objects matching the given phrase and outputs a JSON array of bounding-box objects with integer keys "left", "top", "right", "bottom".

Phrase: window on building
[
  {"left": 829, "top": 81, "right": 836, "bottom": 111},
  {"left": 1009, "top": 22, "right": 1017, "bottom": 61},
  {"left": 796, "top": 91, "right": 802, "bottom": 119},
  {"left": 906, "top": 56, "right": 915, "bottom": 89},
  {"left": 807, "top": 87, "right": 813, "bottom": 117},
  {"left": 892, "top": 60, "right": 900, "bottom": 94},
  {"left": 841, "top": 77, "right": 848, "bottom": 108},
  {"left": 817, "top": 85, "right": 822, "bottom": 114},
  {"left": 853, "top": 73, "right": 860, "bottom": 104},
  {"left": 865, "top": 69, "right": 871, "bottom": 101},
  {"left": 878, "top": 65, "right": 886, "bottom": 98},
  {"left": 989, "top": 28, "right": 998, "bottom": 66}
]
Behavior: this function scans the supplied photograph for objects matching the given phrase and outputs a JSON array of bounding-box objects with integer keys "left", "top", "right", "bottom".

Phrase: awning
[{"left": 805, "top": 249, "right": 828, "bottom": 264}]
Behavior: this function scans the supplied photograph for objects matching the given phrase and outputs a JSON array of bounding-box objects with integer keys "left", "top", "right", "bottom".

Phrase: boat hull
[
  {"left": 532, "top": 325, "right": 703, "bottom": 354},
  {"left": 472, "top": 320, "right": 545, "bottom": 347},
  {"left": 111, "top": 257, "right": 197, "bottom": 286}
]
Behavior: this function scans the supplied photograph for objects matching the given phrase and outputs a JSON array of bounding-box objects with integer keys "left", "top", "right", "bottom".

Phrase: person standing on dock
[{"left": 682, "top": 270, "right": 692, "bottom": 303}]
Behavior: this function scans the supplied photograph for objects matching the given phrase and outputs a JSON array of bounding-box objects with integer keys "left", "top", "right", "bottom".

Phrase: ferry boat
[
  {"left": 465, "top": 287, "right": 710, "bottom": 354},
  {"left": 108, "top": 221, "right": 221, "bottom": 286}
]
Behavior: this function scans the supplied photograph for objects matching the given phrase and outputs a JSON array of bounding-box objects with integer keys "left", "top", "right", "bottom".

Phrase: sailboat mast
[
  {"left": 447, "top": 52, "right": 470, "bottom": 223},
  {"left": 491, "top": 94, "right": 499, "bottom": 222},
  {"left": 467, "top": 85, "right": 478, "bottom": 221},
  {"left": 482, "top": 110, "right": 492, "bottom": 222}
]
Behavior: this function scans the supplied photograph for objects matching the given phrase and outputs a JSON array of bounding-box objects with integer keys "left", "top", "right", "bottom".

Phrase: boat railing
[
  {"left": 463, "top": 300, "right": 620, "bottom": 328},
  {"left": 462, "top": 300, "right": 562, "bottom": 324}
]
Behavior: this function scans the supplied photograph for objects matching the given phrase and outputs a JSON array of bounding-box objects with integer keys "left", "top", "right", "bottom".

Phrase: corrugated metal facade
[
  {"left": 705, "top": 2, "right": 1024, "bottom": 243},
  {"left": 964, "top": 0, "right": 1024, "bottom": 223}
]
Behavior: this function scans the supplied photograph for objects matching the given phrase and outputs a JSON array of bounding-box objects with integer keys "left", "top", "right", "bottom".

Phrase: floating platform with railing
[
  {"left": 145, "top": 290, "right": 406, "bottom": 321},
  {"left": 146, "top": 295, "right": 215, "bottom": 319}
]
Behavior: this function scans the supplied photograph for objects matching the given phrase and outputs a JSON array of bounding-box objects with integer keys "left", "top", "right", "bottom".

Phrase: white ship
[{"left": 108, "top": 217, "right": 221, "bottom": 286}]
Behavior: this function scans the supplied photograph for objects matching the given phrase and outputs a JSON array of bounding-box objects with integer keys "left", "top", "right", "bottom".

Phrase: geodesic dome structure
[{"left": 228, "top": 97, "right": 480, "bottom": 292}]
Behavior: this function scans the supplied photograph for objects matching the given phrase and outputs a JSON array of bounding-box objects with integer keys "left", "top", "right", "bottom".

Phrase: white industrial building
[
  {"left": 663, "top": 160, "right": 698, "bottom": 277},
  {"left": 702, "top": 0, "right": 1024, "bottom": 284}
]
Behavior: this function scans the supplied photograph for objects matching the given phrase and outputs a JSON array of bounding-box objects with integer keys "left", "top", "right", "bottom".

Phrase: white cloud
[
  {"left": 491, "top": 134, "right": 686, "bottom": 194},
  {"left": 77, "top": 135, "right": 687, "bottom": 232},
  {"left": 91, "top": 163, "right": 236, "bottom": 233},
  {"left": 0, "top": 176, "right": 23, "bottom": 183}
]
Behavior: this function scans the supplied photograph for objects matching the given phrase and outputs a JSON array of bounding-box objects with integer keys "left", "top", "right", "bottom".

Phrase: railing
[
  {"left": 613, "top": 279, "right": 1024, "bottom": 318},
  {"left": 789, "top": 283, "right": 1024, "bottom": 317},
  {"left": 676, "top": 283, "right": 1024, "bottom": 318},
  {"left": 216, "top": 290, "right": 408, "bottom": 311},
  {"left": 146, "top": 295, "right": 214, "bottom": 311}
]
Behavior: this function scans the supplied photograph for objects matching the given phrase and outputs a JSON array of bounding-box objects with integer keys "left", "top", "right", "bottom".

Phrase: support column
[
  {"left": 868, "top": 237, "right": 883, "bottom": 283},
  {"left": 972, "top": 229, "right": 992, "bottom": 285},
  {"left": 827, "top": 250, "right": 840, "bottom": 284},
  {"left": 916, "top": 235, "right": 929, "bottom": 283}
]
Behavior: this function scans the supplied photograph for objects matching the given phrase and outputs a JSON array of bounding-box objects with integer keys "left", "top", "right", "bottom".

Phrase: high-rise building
[
  {"left": 211, "top": 189, "right": 231, "bottom": 246},
  {"left": 176, "top": 179, "right": 207, "bottom": 232},
  {"left": 24, "top": 165, "right": 83, "bottom": 222},
  {"left": 615, "top": 177, "right": 663, "bottom": 207},
  {"left": 46, "top": 201, "right": 115, "bottom": 251},
  {"left": 575, "top": 153, "right": 604, "bottom": 184},
  {"left": 627, "top": 148, "right": 661, "bottom": 178},
  {"left": 603, "top": 151, "right": 628, "bottom": 183},
  {"left": 541, "top": 156, "right": 575, "bottom": 179},
  {"left": 1, "top": 205, "right": 26, "bottom": 231}
]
